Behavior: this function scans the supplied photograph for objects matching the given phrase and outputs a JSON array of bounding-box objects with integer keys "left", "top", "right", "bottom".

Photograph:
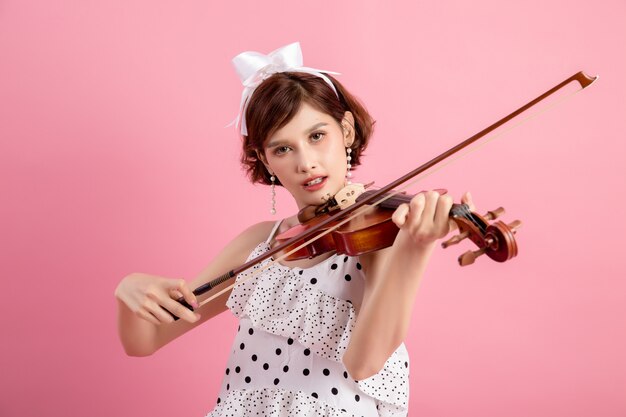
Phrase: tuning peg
[
  {"left": 458, "top": 247, "right": 487, "bottom": 266},
  {"left": 508, "top": 220, "right": 522, "bottom": 233},
  {"left": 442, "top": 231, "right": 470, "bottom": 248},
  {"left": 484, "top": 207, "right": 505, "bottom": 220}
]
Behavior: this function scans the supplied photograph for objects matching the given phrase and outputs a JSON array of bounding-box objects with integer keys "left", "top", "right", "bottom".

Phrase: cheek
[
  {"left": 326, "top": 136, "right": 347, "bottom": 162},
  {"left": 332, "top": 143, "right": 348, "bottom": 166},
  {"left": 268, "top": 158, "right": 298, "bottom": 187},
  {"left": 269, "top": 160, "right": 288, "bottom": 178}
]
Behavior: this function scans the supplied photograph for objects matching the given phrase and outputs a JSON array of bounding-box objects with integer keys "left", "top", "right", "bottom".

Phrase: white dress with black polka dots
[{"left": 205, "top": 221, "right": 410, "bottom": 417}]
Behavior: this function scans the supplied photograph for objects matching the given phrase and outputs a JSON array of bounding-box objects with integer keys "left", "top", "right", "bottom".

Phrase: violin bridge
[{"left": 333, "top": 183, "right": 366, "bottom": 210}]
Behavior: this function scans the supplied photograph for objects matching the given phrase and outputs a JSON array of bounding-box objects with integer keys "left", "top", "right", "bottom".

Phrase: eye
[
  {"left": 310, "top": 131, "right": 326, "bottom": 142},
  {"left": 274, "top": 145, "right": 291, "bottom": 156}
]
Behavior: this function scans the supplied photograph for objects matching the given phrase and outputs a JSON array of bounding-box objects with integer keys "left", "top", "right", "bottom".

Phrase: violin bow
[{"left": 171, "top": 71, "right": 598, "bottom": 318}]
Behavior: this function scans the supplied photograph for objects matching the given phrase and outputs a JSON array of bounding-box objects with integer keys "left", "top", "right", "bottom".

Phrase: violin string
[
  {"left": 470, "top": 211, "right": 487, "bottom": 235},
  {"left": 196, "top": 84, "right": 587, "bottom": 308},
  {"left": 456, "top": 204, "right": 481, "bottom": 234},
  {"left": 461, "top": 204, "right": 486, "bottom": 235}
]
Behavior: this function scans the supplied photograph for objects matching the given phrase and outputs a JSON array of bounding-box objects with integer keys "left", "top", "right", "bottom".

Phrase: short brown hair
[{"left": 240, "top": 72, "right": 376, "bottom": 185}]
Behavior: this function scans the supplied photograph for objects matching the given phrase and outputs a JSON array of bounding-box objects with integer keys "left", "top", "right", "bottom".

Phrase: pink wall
[{"left": 1, "top": 1, "right": 624, "bottom": 416}]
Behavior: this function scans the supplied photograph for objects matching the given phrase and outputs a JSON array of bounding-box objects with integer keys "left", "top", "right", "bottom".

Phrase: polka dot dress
[{"left": 205, "top": 222, "right": 410, "bottom": 417}]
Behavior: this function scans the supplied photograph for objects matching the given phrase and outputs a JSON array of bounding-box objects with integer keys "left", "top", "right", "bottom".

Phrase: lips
[{"left": 302, "top": 176, "right": 327, "bottom": 191}]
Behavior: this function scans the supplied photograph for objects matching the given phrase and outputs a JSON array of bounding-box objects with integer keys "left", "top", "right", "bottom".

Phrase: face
[{"left": 262, "top": 102, "right": 355, "bottom": 210}]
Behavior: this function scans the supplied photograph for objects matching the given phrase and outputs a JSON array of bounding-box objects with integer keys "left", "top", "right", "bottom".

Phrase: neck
[{"left": 281, "top": 214, "right": 301, "bottom": 229}]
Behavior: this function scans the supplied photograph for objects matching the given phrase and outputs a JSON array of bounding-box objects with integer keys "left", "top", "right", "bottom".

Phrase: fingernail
[
  {"left": 195, "top": 313, "right": 201, "bottom": 320},
  {"left": 191, "top": 301, "right": 199, "bottom": 308}
]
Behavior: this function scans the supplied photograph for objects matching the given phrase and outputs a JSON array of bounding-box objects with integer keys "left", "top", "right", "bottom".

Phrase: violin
[
  {"left": 167, "top": 71, "right": 597, "bottom": 320},
  {"left": 275, "top": 187, "right": 521, "bottom": 266}
]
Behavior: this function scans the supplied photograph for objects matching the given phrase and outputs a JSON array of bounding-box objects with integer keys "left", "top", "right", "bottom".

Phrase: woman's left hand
[{"left": 391, "top": 190, "right": 475, "bottom": 248}]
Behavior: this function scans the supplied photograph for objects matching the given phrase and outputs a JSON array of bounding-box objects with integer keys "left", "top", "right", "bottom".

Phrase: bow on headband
[{"left": 225, "top": 42, "right": 341, "bottom": 136}]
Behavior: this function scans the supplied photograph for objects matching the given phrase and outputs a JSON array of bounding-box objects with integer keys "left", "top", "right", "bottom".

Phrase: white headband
[{"left": 225, "top": 42, "right": 341, "bottom": 136}]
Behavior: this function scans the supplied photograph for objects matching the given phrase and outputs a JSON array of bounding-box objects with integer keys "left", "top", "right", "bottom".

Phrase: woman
[{"left": 115, "top": 42, "right": 473, "bottom": 417}]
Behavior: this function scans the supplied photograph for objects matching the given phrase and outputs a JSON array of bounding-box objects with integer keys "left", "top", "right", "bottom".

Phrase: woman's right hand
[{"left": 114, "top": 273, "right": 201, "bottom": 325}]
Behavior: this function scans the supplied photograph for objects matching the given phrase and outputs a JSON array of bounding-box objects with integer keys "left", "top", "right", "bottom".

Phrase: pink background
[{"left": 1, "top": 1, "right": 624, "bottom": 416}]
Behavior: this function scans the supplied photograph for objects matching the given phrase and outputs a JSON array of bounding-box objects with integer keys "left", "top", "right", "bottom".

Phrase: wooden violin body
[
  {"left": 276, "top": 189, "right": 522, "bottom": 266},
  {"left": 275, "top": 205, "right": 401, "bottom": 259}
]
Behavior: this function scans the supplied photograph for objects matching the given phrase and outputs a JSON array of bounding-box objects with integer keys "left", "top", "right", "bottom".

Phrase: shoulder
[
  {"left": 226, "top": 220, "right": 277, "bottom": 256},
  {"left": 188, "top": 220, "right": 277, "bottom": 294},
  {"left": 239, "top": 220, "right": 276, "bottom": 238}
]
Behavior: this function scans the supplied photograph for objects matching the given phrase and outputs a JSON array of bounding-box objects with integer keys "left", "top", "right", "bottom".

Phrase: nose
[{"left": 296, "top": 148, "right": 317, "bottom": 173}]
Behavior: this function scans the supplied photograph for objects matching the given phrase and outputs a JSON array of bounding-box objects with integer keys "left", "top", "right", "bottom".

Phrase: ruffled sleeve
[
  {"left": 356, "top": 343, "right": 410, "bottom": 417},
  {"left": 226, "top": 243, "right": 356, "bottom": 362}
]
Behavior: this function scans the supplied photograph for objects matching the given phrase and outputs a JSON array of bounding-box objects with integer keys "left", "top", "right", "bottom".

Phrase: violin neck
[{"left": 356, "top": 190, "right": 412, "bottom": 209}]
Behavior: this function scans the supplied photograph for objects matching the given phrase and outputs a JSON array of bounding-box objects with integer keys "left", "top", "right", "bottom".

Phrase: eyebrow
[{"left": 266, "top": 122, "right": 329, "bottom": 148}]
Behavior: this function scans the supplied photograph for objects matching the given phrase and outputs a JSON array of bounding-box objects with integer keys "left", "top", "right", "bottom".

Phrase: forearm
[
  {"left": 116, "top": 297, "right": 159, "bottom": 356},
  {"left": 115, "top": 278, "right": 159, "bottom": 357},
  {"left": 344, "top": 236, "right": 436, "bottom": 379}
]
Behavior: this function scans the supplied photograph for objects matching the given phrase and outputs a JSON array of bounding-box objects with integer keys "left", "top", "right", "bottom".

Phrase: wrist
[{"left": 395, "top": 229, "right": 438, "bottom": 253}]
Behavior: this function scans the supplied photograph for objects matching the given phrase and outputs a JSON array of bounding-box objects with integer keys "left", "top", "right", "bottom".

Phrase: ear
[
  {"left": 255, "top": 149, "right": 273, "bottom": 175},
  {"left": 342, "top": 111, "right": 356, "bottom": 147}
]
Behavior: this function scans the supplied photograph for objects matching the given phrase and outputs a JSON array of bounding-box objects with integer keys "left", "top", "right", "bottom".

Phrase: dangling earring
[
  {"left": 270, "top": 174, "right": 277, "bottom": 215},
  {"left": 345, "top": 147, "right": 353, "bottom": 184},
  {"left": 343, "top": 123, "right": 353, "bottom": 184}
]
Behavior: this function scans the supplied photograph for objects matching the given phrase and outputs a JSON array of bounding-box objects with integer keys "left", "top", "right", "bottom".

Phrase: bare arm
[
  {"left": 342, "top": 191, "right": 473, "bottom": 380},
  {"left": 342, "top": 235, "right": 436, "bottom": 380},
  {"left": 114, "top": 221, "right": 274, "bottom": 357}
]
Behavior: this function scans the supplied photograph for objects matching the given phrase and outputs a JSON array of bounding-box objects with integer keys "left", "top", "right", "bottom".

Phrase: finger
[
  {"left": 167, "top": 285, "right": 191, "bottom": 307},
  {"left": 144, "top": 295, "right": 178, "bottom": 323},
  {"left": 137, "top": 309, "right": 161, "bottom": 326},
  {"left": 169, "top": 289, "right": 184, "bottom": 299},
  {"left": 448, "top": 218, "right": 459, "bottom": 234},
  {"left": 405, "top": 193, "right": 426, "bottom": 228},
  {"left": 162, "top": 297, "right": 200, "bottom": 323},
  {"left": 461, "top": 191, "right": 475, "bottom": 211},
  {"left": 419, "top": 191, "right": 439, "bottom": 226},
  {"left": 433, "top": 195, "right": 454, "bottom": 235},
  {"left": 392, "top": 203, "right": 410, "bottom": 228},
  {"left": 174, "top": 279, "right": 199, "bottom": 309}
]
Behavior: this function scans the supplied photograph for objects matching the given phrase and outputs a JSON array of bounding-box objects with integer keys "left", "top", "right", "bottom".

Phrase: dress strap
[{"left": 265, "top": 219, "right": 284, "bottom": 244}]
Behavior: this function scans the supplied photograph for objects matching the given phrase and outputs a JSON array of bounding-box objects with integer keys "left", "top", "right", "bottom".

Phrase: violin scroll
[{"left": 442, "top": 204, "right": 522, "bottom": 266}]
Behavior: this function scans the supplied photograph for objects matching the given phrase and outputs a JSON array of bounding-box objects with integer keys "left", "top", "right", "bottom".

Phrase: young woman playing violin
[{"left": 115, "top": 42, "right": 474, "bottom": 417}]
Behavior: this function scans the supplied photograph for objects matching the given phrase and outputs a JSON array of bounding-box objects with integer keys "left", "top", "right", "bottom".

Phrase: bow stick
[{"left": 171, "top": 71, "right": 598, "bottom": 319}]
